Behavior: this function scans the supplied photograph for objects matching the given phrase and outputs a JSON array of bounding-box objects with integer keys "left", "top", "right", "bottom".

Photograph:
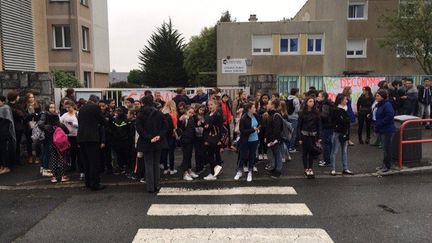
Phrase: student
[
  {"left": 0, "top": 95, "right": 14, "bottom": 175},
  {"left": 287, "top": 88, "right": 301, "bottom": 153},
  {"left": 160, "top": 100, "right": 178, "bottom": 175},
  {"left": 418, "top": 77, "right": 431, "bottom": 129},
  {"left": 317, "top": 91, "right": 334, "bottom": 167},
  {"left": 342, "top": 87, "right": 356, "bottom": 146},
  {"left": 330, "top": 94, "right": 354, "bottom": 176},
  {"left": 357, "top": 86, "right": 375, "bottom": 144},
  {"left": 7, "top": 91, "right": 26, "bottom": 167},
  {"left": 374, "top": 90, "right": 396, "bottom": 173},
  {"left": 203, "top": 99, "right": 224, "bottom": 180},
  {"left": 191, "top": 88, "right": 208, "bottom": 104},
  {"left": 111, "top": 108, "right": 134, "bottom": 175},
  {"left": 266, "top": 98, "right": 283, "bottom": 179},
  {"left": 234, "top": 102, "right": 260, "bottom": 182},
  {"left": 279, "top": 100, "right": 291, "bottom": 162},
  {"left": 194, "top": 105, "right": 206, "bottom": 174},
  {"left": 136, "top": 95, "right": 168, "bottom": 193},
  {"left": 154, "top": 91, "right": 166, "bottom": 107},
  {"left": 220, "top": 94, "right": 233, "bottom": 149},
  {"left": 40, "top": 102, "right": 70, "bottom": 183},
  {"left": 98, "top": 100, "right": 113, "bottom": 175},
  {"left": 178, "top": 107, "right": 199, "bottom": 181},
  {"left": 298, "top": 97, "right": 321, "bottom": 178},
  {"left": 257, "top": 94, "right": 270, "bottom": 160},
  {"left": 23, "top": 92, "right": 42, "bottom": 164},
  {"left": 60, "top": 101, "right": 82, "bottom": 178}
]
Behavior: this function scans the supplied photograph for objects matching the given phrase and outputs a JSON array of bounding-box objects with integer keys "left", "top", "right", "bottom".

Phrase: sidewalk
[{"left": 1, "top": 129, "right": 431, "bottom": 188}]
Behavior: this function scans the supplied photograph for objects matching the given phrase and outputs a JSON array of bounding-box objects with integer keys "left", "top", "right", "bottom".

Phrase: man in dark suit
[{"left": 77, "top": 95, "right": 107, "bottom": 191}]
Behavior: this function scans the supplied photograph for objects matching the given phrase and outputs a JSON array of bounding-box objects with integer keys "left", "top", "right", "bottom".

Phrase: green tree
[
  {"left": 184, "top": 27, "right": 217, "bottom": 87},
  {"left": 127, "top": 69, "right": 143, "bottom": 85},
  {"left": 139, "top": 19, "right": 188, "bottom": 87},
  {"left": 52, "top": 70, "right": 82, "bottom": 88},
  {"left": 380, "top": 0, "right": 432, "bottom": 74}
]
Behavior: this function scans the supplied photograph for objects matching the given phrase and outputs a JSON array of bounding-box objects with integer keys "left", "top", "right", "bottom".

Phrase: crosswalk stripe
[
  {"left": 157, "top": 186, "right": 297, "bottom": 196},
  {"left": 147, "top": 203, "right": 313, "bottom": 216},
  {"left": 132, "top": 228, "right": 333, "bottom": 242}
]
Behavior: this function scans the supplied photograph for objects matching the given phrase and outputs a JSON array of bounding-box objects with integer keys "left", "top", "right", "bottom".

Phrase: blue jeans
[
  {"left": 321, "top": 128, "right": 334, "bottom": 165},
  {"left": 380, "top": 133, "right": 394, "bottom": 169},
  {"left": 330, "top": 132, "right": 349, "bottom": 171},
  {"left": 42, "top": 139, "right": 50, "bottom": 169},
  {"left": 288, "top": 119, "right": 298, "bottom": 150},
  {"left": 270, "top": 143, "right": 283, "bottom": 172},
  {"left": 238, "top": 140, "right": 259, "bottom": 171}
]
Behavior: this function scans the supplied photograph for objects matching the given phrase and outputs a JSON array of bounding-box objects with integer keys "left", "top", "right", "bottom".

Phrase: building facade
[
  {"left": 0, "top": 0, "right": 110, "bottom": 88},
  {"left": 217, "top": 0, "right": 423, "bottom": 87}
]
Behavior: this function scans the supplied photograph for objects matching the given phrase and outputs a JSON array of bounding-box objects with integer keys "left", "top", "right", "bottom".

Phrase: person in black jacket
[
  {"left": 234, "top": 102, "right": 260, "bottom": 182},
  {"left": 193, "top": 105, "right": 206, "bottom": 174},
  {"left": 7, "top": 91, "right": 26, "bottom": 167},
  {"left": 317, "top": 91, "right": 334, "bottom": 167},
  {"left": 330, "top": 94, "right": 354, "bottom": 176},
  {"left": 266, "top": 98, "right": 283, "bottom": 179},
  {"left": 0, "top": 95, "right": 14, "bottom": 175},
  {"left": 357, "top": 86, "right": 375, "bottom": 144},
  {"left": 77, "top": 95, "right": 108, "bottom": 191},
  {"left": 178, "top": 107, "right": 199, "bottom": 181},
  {"left": 173, "top": 88, "right": 191, "bottom": 107},
  {"left": 135, "top": 95, "right": 168, "bottom": 193},
  {"left": 298, "top": 97, "right": 321, "bottom": 178},
  {"left": 111, "top": 108, "right": 134, "bottom": 175},
  {"left": 417, "top": 77, "right": 431, "bottom": 128},
  {"left": 202, "top": 99, "right": 224, "bottom": 180}
]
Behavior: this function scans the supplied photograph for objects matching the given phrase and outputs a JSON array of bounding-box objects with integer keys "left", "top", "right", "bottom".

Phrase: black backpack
[{"left": 287, "top": 99, "right": 295, "bottom": 115}]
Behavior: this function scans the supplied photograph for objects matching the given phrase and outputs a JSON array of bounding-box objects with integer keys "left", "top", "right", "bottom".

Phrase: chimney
[{"left": 248, "top": 14, "right": 258, "bottom": 22}]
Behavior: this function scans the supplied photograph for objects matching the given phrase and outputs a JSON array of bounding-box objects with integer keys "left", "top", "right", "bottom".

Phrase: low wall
[{"left": 0, "top": 72, "right": 53, "bottom": 103}]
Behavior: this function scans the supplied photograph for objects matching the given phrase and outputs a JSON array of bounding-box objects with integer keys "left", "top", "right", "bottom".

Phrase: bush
[{"left": 52, "top": 71, "right": 82, "bottom": 88}]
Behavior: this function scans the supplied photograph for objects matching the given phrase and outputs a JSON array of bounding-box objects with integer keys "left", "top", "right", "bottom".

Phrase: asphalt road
[{"left": 1, "top": 174, "right": 432, "bottom": 243}]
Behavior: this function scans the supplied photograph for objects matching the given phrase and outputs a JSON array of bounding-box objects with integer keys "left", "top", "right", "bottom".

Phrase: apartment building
[
  {"left": 217, "top": 0, "right": 423, "bottom": 86},
  {"left": 0, "top": 0, "right": 110, "bottom": 88}
]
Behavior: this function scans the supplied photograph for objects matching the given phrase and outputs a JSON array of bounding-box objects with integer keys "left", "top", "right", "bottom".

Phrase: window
[
  {"left": 84, "top": 72, "right": 92, "bottom": 88},
  {"left": 280, "top": 35, "right": 299, "bottom": 54},
  {"left": 53, "top": 25, "right": 71, "bottom": 49},
  {"left": 80, "top": 0, "right": 88, "bottom": 6},
  {"left": 307, "top": 35, "right": 324, "bottom": 54},
  {"left": 348, "top": 2, "right": 367, "bottom": 19},
  {"left": 252, "top": 35, "right": 272, "bottom": 55},
  {"left": 82, "top": 27, "right": 89, "bottom": 51},
  {"left": 347, "top": 39, "right": 367, "bottom": 58}
]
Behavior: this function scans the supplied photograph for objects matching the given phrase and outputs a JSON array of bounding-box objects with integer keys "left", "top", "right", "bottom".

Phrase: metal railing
[{"left": 398, "top": 119, "right": 432, "bottom": 168}]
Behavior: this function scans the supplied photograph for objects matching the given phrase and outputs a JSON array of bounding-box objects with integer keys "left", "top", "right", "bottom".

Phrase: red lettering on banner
[{"left": 328, "top": 92, "right": 337, "bottom": 102}]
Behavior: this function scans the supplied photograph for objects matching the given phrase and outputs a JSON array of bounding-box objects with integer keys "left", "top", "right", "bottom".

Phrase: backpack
[
  {"left": 31, "top": 125, "right": 45, "bottom": 142},
  {"left": 287, "top": 98, "right": 295, "bottom": 115},
  {"left": 275, "top": 113, "right": 294, "bottom": 142},
  {"left": 53, "top": 126, "right": 70, "bottom": 154}
]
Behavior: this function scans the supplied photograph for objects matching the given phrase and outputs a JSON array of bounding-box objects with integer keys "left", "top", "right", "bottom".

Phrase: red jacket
[{"left": 221, "top": 101, "right": 233, "bottom": 125}]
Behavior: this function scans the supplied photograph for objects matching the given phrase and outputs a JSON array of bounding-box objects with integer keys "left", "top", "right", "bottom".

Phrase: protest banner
[{"left": 324, "top": 77, "right": 384, "bottom": 112}]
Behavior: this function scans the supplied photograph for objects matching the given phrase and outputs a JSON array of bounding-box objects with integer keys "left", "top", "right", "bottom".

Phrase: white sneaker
[
  {"left": 139, "top": 178, "right": 146, "bottom": 183},
  {"left": 258, "top": 154, "right": 263, "bottom": 160},
  {"left": 159, "top": 164, "right": 165, "bottom": 170},
  {"left": 170, "top": 169, "right": 178, "bottom": 175},
  {"left": 183, "top": 173, "right": 193, "bottom": 181},
  {"left": 189, "top": 171, "right": 199, "bottom": 178},
  {"left": 79, "top": 173, "right": 85, "bottom": 180},
  {"left": 213, "top": 165, "right": 223, "bottom": 177},
  {"left": 203, "top": 173, "right": 217, "bottom": 180},
  {"left": 253, "top": 166, "right": 258, "bottom": 173},
  {"left": 234, "top": 171, "right": 243, "bottom": 180},
  {"left": 263, "top": 154, "right": 268, "bottom": 160},
  {"left": 163, "top": 170, "right": 170, "bottom": 175},
  {"left": 282, "top": 158, "right": 286, "bottom": 163},
  {"left": 42, "top": 169, "right": 53, "bottom": 177},
  {"left": 243, "top": 167, "right": 248, "bottom": 173},
  {"left": 247, "top": 172, "right": 253, "bottom": 182},
  {"left": 40, "top": 167, "right": 43, "bottom": 174},
  {"left": 287, "top": 155, "right": 292, "bottom": 161},
  {"left": 289, "top": 148, "right": 297, "bottom": 153}
]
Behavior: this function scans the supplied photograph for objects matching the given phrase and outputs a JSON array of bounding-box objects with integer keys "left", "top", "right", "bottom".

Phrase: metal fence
[
  {"left": 54, "top": 86, "right": 250, "bottom": 108},
  {"left": 278, "top": 75, "right": 429, "bottom": 95}
]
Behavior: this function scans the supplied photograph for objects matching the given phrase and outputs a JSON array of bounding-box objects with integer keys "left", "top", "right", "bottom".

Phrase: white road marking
[
  {"left": 132, "top": 228, "right": 333, "bottom": 242},
  {"left": 157, "top": 186, "right": 297, "bottom": 196},
  {"left": 147, "top": 203, "right": 313, "bottom": 216}
]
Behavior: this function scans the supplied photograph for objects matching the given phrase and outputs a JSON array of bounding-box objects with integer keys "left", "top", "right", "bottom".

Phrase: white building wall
[{"left": 91, "top": 0, "right": 110, "bottom": 74}]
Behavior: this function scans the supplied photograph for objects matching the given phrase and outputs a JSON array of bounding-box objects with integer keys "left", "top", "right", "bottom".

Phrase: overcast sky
[{"left": 108, "top": 0, "right": 308, "bottom": 72}]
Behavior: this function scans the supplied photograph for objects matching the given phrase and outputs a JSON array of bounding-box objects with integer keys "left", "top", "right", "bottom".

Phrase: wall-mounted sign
[{"left": 222, "top": 58, "right": 247, "bottom": 74}]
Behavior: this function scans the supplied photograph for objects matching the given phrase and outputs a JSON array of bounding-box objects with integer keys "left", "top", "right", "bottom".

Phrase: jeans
[
  {"left": 321, "top": 128, "right": 333, "bottom": 165},
  {"left": 161, "top": 137, "right": 176, "bottom": 170},
  {"left": 418, "top": 103, "right": 431, "bottom": 124},
  {"left": 238, "top": 140, "right": 259, "bottom": 171},
  {"left": 358, "top": 112, "right": 372, "bottom": 141},
  {"left": 288, "top": 119, "right": 298, "bottom": 150},
  {"left": 301, "top": 135, "right": 317, "bottom": 169},
  {"left": 270, "top": 143, "right": 283, "bottom": 172},
  {"left": 330, "top": 132, "right": 349, "bottom": 171},
  {"left": 380, "top": 133, "right": 394, "bottom": 169},
  {"left": 42, "top": 139, "right": 49, "bottom": 169},
  {"left": 181, "top": 143, "right": 194, "bottom": 171}
]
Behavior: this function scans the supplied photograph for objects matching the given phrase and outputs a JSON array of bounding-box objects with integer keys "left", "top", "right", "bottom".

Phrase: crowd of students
[{"left": 0, "top": 77, "right": 430, "bottom": 191}]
